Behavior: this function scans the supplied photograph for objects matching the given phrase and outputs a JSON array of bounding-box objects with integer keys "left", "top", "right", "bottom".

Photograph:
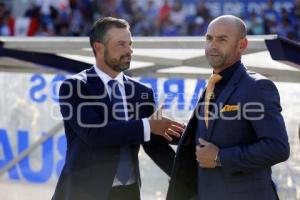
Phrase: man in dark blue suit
[
  {"left": 52, "top": 17, "right": 184, "bottom": 200},
  {"left": 167, "top": 15, "right": 290, "bottom": 200}
]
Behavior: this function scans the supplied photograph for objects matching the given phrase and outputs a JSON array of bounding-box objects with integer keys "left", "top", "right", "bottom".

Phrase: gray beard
[{"left": 104, "top": 50, "right": 130, "bottom": 72}]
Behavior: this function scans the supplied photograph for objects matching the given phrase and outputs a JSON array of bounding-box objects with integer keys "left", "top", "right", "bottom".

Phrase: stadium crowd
[{"left": 0, "top": 0, "right": 299, "bottom": 41}]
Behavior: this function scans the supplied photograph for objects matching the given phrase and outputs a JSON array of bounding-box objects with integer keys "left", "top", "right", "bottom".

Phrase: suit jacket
[
  {"left": 52, "top": 67, "right": 175, "bottom": 200},
  {"left": 167, "top": 63, "right": 290, "bottom": 200}
]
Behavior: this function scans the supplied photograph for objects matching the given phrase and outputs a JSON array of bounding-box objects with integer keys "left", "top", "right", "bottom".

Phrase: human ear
[
  {"left": 94, "top": 42, "right": 101, "bottom": 53},
  {"left": 239, "top": 38, "right": 248, "bottom": 53}
]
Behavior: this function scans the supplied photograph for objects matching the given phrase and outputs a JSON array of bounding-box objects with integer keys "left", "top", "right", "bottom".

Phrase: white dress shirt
[{"left": 94, "top": 65, "right": 151, "bottom": 186}]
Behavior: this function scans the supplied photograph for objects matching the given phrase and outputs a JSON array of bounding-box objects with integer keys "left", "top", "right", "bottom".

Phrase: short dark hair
[{"left": 89, "top": 17, "right": 130, "bottom": 55}]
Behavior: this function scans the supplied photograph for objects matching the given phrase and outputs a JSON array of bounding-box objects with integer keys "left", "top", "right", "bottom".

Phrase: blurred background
[{"left": 0, "top": 0, "right": 299, "bottom": 41}]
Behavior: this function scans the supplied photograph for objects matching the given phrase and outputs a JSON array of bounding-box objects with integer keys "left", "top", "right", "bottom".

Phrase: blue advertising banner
[{"left": 183, "top": 0, "right": 294, "bottom": 17}]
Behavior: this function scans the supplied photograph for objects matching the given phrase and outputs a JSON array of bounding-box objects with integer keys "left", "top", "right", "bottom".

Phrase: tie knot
[
  {"left": 208, "top": 74, "right": 222, "bottom": 85},
  {"left": 108, "top": 79, "right": 118, "bottom": 89}
]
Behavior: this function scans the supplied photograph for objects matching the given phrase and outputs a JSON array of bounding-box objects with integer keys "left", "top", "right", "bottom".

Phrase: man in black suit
[
  {"left": 52, "top": 17, "right": 184, "bottom": 200},
  {"left": 167, "top": 15, "right": 289, "bottom": 200}
]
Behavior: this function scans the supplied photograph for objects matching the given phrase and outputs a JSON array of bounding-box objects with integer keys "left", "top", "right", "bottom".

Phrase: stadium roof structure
[{"left": 0, "top": 35, "right": 299, "bottom": 82}]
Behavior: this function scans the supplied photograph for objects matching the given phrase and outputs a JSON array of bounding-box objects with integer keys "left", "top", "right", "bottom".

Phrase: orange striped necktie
[{"left": 204, "top": 74, "right": 222, "bottom": 128}]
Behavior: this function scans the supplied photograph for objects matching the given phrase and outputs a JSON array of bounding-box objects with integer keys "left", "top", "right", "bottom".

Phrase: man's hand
[
  {"left": 195, "top": 138, "right": 219, "bottom": 168},
  {"left": 149, "top": 106, "right": 185, "bottom": 142}
]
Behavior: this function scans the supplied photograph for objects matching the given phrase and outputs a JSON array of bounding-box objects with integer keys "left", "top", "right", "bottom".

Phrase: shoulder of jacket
[{"left": 125, "top": 75, "right": 153, "bottom": 92}]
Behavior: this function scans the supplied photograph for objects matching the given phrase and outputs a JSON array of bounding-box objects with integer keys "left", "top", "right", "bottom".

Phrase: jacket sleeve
[
  {"left": 141, "top": 89, "right": 176, "bottom": 176},
  {"left": 59, "top": 79, "right": 144, "bottom": 148},
  {"left": 219, "top": 79, "right": 290, "bottom": 175}
]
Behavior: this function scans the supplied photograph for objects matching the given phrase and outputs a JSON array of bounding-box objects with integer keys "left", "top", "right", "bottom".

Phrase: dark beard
[{"left": 104, "top": 48, "right": 130, "bottom": 72}]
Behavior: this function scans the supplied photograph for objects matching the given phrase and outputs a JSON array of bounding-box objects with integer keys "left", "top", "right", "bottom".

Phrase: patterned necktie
[
  {"left": 204, "top": 74, "right": 222, "bottom": 128},
  {"left": 108, "top": 80, "right": 132, "bottom": 185}
]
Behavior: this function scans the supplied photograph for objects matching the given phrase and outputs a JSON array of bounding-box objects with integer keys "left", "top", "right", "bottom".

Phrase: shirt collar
[
  {"left": 94, "top": 65, "right": 125, "bottom": 87},
  {"left": 217, "top": 60, "right": 241, "bottom": 82}
]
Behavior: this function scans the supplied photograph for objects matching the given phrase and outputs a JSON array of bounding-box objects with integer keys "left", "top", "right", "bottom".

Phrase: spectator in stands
[
  {"left": 142, "top": 0, "right": 159, "bottom": 36},
  {"left": 0, "top": 2, "right": 10, "bottom": 35},
  {"left": 159, "top": 0, "right": 171, "bottom": 23},
  {"left": 189, "top": 16, "right": 207, "bottom": 36},
  {"left": 76, "top": 0, "right": 93, "bottom": 36},
  {"left": 68, "top": 1, "right": 84, "bottom": 36},
  {"left": 169, "top": 0, "right": 186, "bottom": 35},
  {"left": 127, "top": 0, "right": 145, "bottom": 36},
  {"left": 263, "top": 0, "right": 280, "bottom": 34},
  {"left": 195, "top": 1, "right": 211, "bottom": 22},
  {"left": 246, "top": 11, "right": 265, "bottom": 35},
  {"left": 35, "top": 22, "right": 51, "bottom": 36},
  {"left": 23, "top": 3, "right": 40, "bottom": 36},
  {"left": 289, "top": 0, "right": 300, "bottom": 35},
  {"left": 277, "top": 8, "right": 295, "bottom": 40},
  {"left": 161, "top": 19, "right": 179, "bottom": 36},
  {"left": 187, "top": 1, "right": 210, "bottom": 36}
]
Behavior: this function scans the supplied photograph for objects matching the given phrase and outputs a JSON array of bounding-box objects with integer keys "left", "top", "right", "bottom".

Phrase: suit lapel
[
  {"left": 179, "top": 87, "right": 206, "bottom": 147},
  {"left": 86, "top": 67, "right": 112, "bottom": 107},
  {"left": 123, "top": 76, "right": 137, "bottom": 120},
  {"left": 207, "top": 64, "right": 247, "bottom": 140},
  {"left": 123, "top": 76, "right": 141, "bottom": 152}
]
